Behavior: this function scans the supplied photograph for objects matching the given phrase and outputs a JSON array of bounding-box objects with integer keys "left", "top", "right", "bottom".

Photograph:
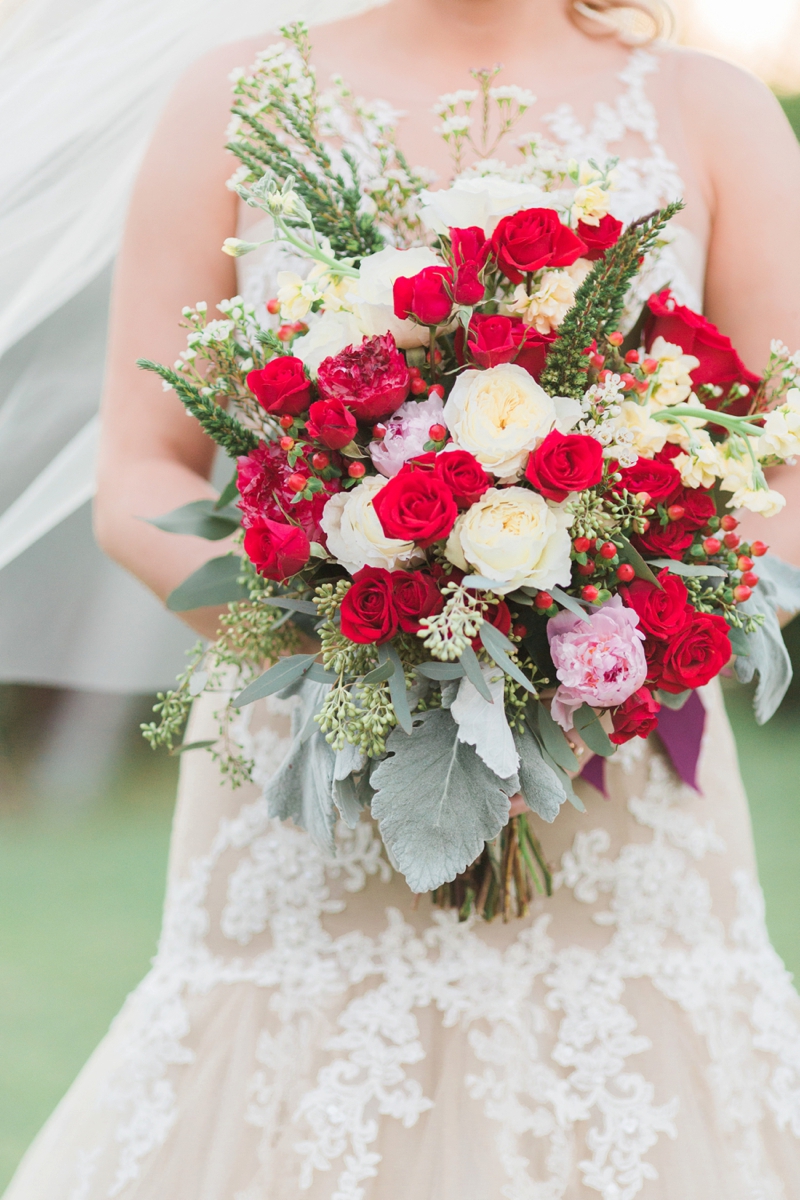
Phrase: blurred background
[{"left": 1, "top": 0, "right": 800, "bottom": 1187}]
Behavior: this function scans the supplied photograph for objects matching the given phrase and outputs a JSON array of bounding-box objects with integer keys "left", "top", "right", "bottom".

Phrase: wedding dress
[{"left": 5, "top": 49, "right": 800, "bottom": 1200}]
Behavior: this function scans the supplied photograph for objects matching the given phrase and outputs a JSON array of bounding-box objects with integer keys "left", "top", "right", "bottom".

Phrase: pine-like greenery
[
  {"left": 137, "top": 360, "right": 258, "bottom": 458},
  {"left": 539, "top": 200, "right": 684, "bottom": 398}
]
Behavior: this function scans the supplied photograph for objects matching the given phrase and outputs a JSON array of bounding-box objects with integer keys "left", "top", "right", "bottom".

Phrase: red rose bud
[
  {"left": 751, "top": 540, "right": 768, "bottom": 557},
  {"left": 246, "top": 356, "right": 311, "bottom": 416},
  {"left": 535, "top": 591, "right": 554, "bottom": 609},
  {"left": 317, "top": 333, "right": 411, "bottom": 422},
  {"left": 452, "top": 261, "right": 485, "bottom": 306},
  {"left": 243, "top": 518, "right": 310, "bottom": 582},
  {"left": 460, "top": 313, "right": 556, "bottom": 380},
  {"left": 734, "top": 584, "right": 752, "bottom": 603},
  {"left": 340, "top": 566, "right": 399, "bottom": 644},
  {"left": 347, "top": 461, "right": 366, "bottom": 479},
  {"left": 703, "top": 537, "right": 722, "bottom": 555},
  {"left": 393, "top": 265, "right": 454, "bottom": 326},
  {"left": 433, "top": 449, "right": 493, "bottom": 507},
  {"left": 616, "top": 563, "right": 636, "bottom": 583},
  {"left": 613, "top": 456, "right": 681, "bottom": 505},
  {"left": 581, "top": 584, "right": 600, "bottom": 602},
  {"left": 490, "top": 207, "right": 587, "bottom": 284},
  {"left": 391, "top": 569, "right": 445, "bottom": 633},
  {"left": 525, "top": 430, "right": 604, "bottom": 503},
  {"left": 645, "top": 289, "right": 761, "bottom": 415},
  {"left": 609, "top": 687, "right": 661, "bottom": 745},
  {"left": 720, "top": 515, "right": 739, "bottom": 531},
  {"left": 657, "top": 611, "right": 732, "bottom": 692},
  {"left": 675, "top": 487, "right": 716, "bottom": 530},
  {"left": 576, "top": 214, "right": 623, "bottom": 261},
  {"left": 372, "top": 470, "right": 458, "bottom": 547},
  {"left": 741, "top": 571, "right": 759, "bottom": 588},
  {"left": 449, "top": 225, "right": 491, "bottom": 269},
  {"left": 305, "top": 397, "right": 358, "bottom": 450}
]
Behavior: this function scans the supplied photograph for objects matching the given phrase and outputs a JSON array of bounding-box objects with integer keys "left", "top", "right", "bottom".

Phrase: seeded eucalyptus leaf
[
  {"left": 459, "top": 643, "right": 493, "bottom": 701},
  {"left": 215, "top": 473, "right": 240, "bottom": 510},
  {"left": 513, "top": 723, "right": 565, "bottom": 823},
  {"left": 550, "top": 586, "right": 592, "bottom": 623},
  {"left": 267, "top": 596, "right": 319, "bottom": 616},
  {"left": 416, "top": 662, "right": 466, "bottom": 681},
  {"left": 167, "top": 555, "right": 249, "bottom": 611},
  {"left": 148, "top": 498, "right": 242, "bottom": 540},
  {"left": 617, "top": 535, "right": 661, "bottom": 586},
  {"left": 362, "top": 658, "right": 395, "bottom": 685},
  {"left": 371, "top": 708, "right": 511, "bottom": 893},
  {"left": 648, "top": 558, "right": 726, "bottom": 578},
  {"left": 479, "top": 622, "right": 537, "bottom": 694},
  {"left": 573, "top": 703, "right": 615, "bottom": 757},
  {"left": 305, "top": 663, "right": 339, "bottom": 684},
  {"left": 233, "top": 654, "right": 316, "bottom": 706},
  {"left": 379, "top": 643, "right": 412, "bottom": 733}
]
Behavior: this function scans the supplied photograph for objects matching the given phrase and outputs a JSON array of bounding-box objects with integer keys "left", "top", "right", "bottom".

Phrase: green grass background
[{"left": 0, "top": 91, "right": 799, "bottom": 1197}]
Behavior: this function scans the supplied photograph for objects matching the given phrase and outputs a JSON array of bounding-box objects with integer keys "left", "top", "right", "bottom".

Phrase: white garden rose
[
  {"left": 293, "top": 310, "right": 366, "bottom": 375},
  {"left": 319, "top": 475, "right": 421, "bottom": 575},
  {"left": 418, "top": 176, "right": 554, "bottom": 237},
  {"left": 445, "top": 487, "right": 573, "bottom": 594},
  {"left": 354, "top": 246, "right": 443, "bottom": 349},
  {"left": 443, "top": 363, "right": 578, "bottom": 481}
]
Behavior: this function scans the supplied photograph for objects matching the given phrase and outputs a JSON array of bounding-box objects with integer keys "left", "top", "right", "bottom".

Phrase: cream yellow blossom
[
  {"left": 647, "top": 337, "right": 700, "bottom": 408},
  {"left": 726, "top": 486, "right": 787, "bottom": 518},
  {"left": 571, "top": 182, "right": 611, "bottom": 226},
  {"left": 616, "top": 400, "right": 668, "bottom": 457},
  {"left": 508, "top": 270, "right": 577, "bottom": 334},
  {"left": 758, "top": 389, "right": 800, "bottom": 459},
  {"left": 673, "top": 434, "right": 724, "bottom": 490}
]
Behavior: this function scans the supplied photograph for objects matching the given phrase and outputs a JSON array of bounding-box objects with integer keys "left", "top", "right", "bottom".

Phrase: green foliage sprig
[{"left": 138, "top": 360, "right": 258, "bottom": 458}]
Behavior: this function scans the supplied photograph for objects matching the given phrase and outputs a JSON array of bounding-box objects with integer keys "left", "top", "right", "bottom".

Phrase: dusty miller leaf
[{"left": 513, "top": 722, "right": 565, "bottom": 823}]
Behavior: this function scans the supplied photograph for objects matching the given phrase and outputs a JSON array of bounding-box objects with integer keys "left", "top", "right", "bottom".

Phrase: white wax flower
[
  {"left": 418, "top": 176, "right": 555, "bottom": 237},
  {"left": 320, "top": 475, "right": 420, "bottom": 575},
  {"left": 354, "top": 246, "right": 443, "bottom": 349},
  {"left": 443, "top": 363, "right": 578, "bottom": 482},
  {"left": 445, "top": 487, "right": 573, "bottom": 594}
]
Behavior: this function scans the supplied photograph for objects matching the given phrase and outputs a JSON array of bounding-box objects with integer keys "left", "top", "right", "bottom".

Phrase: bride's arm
[
  {"left": 94, "top": 43, "right": 259, "bottom": 638},
  {"left": 677, "top": 51, "right": 800, "bottom": 571}
]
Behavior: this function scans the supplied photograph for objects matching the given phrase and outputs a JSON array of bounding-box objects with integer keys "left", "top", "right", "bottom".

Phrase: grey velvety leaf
[
  {"left": 513, "top": 723, "right": 566, "bottom": 823},
  {"left": 370, "top": 708, "right": 511, "bottom": 893},
  {"left": 440, "top": 680, "right": 460, "bottom": 710},
  {"left": 333, "top": 775, "right": 367, "bottom": 829},
  {"left": 735, "top": 593, "right": 792, "bottom": 724},
  {"left": 756, "top": 553, "right": 800, "bottom": 617},
  {"left": 263, "top": 729, "right": 337, "bottom": 855},
  {"left": 334, "top": 740, "right": 366, "bottom": 781}
]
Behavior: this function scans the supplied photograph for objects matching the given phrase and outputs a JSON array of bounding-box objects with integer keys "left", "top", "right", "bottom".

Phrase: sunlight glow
[{"left": 689, "top": 0, "right": 797, "bottom": 50}]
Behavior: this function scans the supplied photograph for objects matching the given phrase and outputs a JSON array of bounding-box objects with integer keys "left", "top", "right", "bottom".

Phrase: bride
[{"left": 6, "top": 1, "right": 800, "bottom": 1197}]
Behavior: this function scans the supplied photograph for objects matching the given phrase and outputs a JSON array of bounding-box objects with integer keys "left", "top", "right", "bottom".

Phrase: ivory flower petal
[{"left": 320, "top": 475, "right": 420, "bottom": 574}]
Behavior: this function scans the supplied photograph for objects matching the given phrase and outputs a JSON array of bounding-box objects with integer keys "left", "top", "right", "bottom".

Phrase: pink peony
[
  {"left": 547, "top": 596, "right": 648, "bottom": 732},
  {"left": 368, "top": 395, "right": 447, "bottom": 477}
]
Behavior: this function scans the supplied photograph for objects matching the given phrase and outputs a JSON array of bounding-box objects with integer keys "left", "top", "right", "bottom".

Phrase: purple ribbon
[{"left": 578, "top": 690, "right": 707, "bottom": 796}]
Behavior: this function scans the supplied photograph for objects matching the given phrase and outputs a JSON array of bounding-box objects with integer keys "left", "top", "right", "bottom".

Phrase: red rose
[
  {"left": 243, "top": 518, "right": 310, "bottom": 581},
  {"left": 471, "top": 598, "right": 512, "bottom": 651},
  {"left": 305, "top": 397, "right": 357, "bottom": 450},
  {"left": 316, "top": 333, "right": 410, "bottom": 422},
  {"left": 632, "top": 519, "right": 694, "bottom": 561},
  {"left": 246, "top": 356, "right": 311, "bottom": 417},
  {"left": 452, "top": 261, "right": 485, "bottom": 306},
  {"left": 237, "top": 442, "right": 338, "bottom": 543},
  {"left": 658, "top": 611, "right": 732, "bottom": 693},
  {"left": 656, "top": 443, "right": 683, "bottom": 464},
  {"left": 491, "top": 207, "right": 587, "bottom": 284},
  {"left": 391, "top": 570, "right": 445, "bottom": 633},
  {"left": 620, "top": 568, "right": 694, "bottom": 638},
  {"left": 449, "top": 226, "right": 491, "bottom": 269},
  {"left": 373, "top": 470, "right": 458, "bottom": 547},
  {"left": 433, "top": 449, "right": 493, "bottom": 507},
  {"left": 613, "top": 455, "right": 681, "bottom": 504},
  {"left": 609, "top": 687, "right": 661, "bottom": 745},
  {"left": 458, "top": 313, "right": 556, "bottom": 379},
  {"left": 576, "top": 214, "right": 623, "bottom": 261},
  {"left": 393, "top": 266, "right": 454, "bottom": 326},
  {"left": 340, "top": 566, "right": 398, "bottom": 644},
  {"left": 674, "top": 486, "right": 716, "bottom": 531},
  {"left": 525, "top": 429, "right": 604, "bottom": 502},
  {"left": 645, "top": 290, "right": 761, "bottom": 415}
]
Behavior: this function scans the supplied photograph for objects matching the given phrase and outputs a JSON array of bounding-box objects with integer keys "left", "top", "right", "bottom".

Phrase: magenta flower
[
  {"left": 547, "top": 596, "right": 648, "bottom": 732},
  {"left": 369, "top": 395, "right": 447, "bottom": 477}
]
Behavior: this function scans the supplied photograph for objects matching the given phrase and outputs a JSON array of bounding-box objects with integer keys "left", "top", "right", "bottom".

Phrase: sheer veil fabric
[
  {"left": 5, "top": 49, "right": 800, "bottom": 1200},
  {"left": 0, "top": 0, "right": 376, "bottom": 690}
]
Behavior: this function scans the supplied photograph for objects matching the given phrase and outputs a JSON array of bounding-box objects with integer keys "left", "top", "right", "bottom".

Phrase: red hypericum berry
[
  {"left": 590, "top": 353, "right": 606, "bottom": 369},
  {"left": 642, "top": 357, "right": 658, "bottom": 375},
  {"left": 266, "top": 298, "right": 280, "bottom": 315},
  {"left": 599, "top": 541, "right": 617, "bottom": 560},
  {"left": 635, "top": 491, "right": 652, "bottom": 507},
  {"left": 738, "top": 555, "right": 754, "bottom": 572},
  {"left": 287, "top": 472, "right": 307, "bottom": 493},
  {"left": 408, "top": 365, "right": 421, "bottom": 378},
  {"left": 277, "top": 324, "right": 295, "bottom": 342},
  {"left": 616, "top": 563, "right": 636, "bottom": 583},
  {"left": 634, "top": 379, "right": 650, "bottom": 395},
  {"left": 428, "top": 347, "right": 443, "bottom": 365},
  {"left": 279, "top": 435, "right": 295, "bottom": 451},
  {"left": 278, "top": 414, "right": 294, "bottom": 430},
  {"left": 733, "top": 584, "right": 752, "bottom": 603},
  {"left": 625, "top": 349, "right": 640, "bottom": 364},
  {"left": 723, "top": 532, "right": 741, "bottom": 550},
  {"left": 577, "top": 560, "right": 596, "bottom": 576},
  {"left": 291, "top": 321, "right": 308, "bottom": 334},
  {"left": 581, "top": 585, "right": 600, "bottom": 602},
  {"left": 428, "top": 384, "right": 445, "bottom": 400},
  {"left": 742, "top": 571, "right": 760, "bottom": 588},
  {"left": 372, "top": 423, "right": 387, "bottom": 440},
  {"left": 640, "top": 517, "right": 651, "bottom": 532},
  {"left": 720, "top": 515, "right": 739, "bottom": 532},
  {"left": 573, "top": 536, "right": 592, "bottom": 553},
  {"left": 751, "top": 540, "right": 768, "bottom": 557},
  {"left": 311, "top": 451, "right": 330, "bottom": 471},
  {"left": 703, "top": 537, "right": 722, "bottom": 555},
  {"left": 620, "top": 373, "right": 637, "bottom": 390},
  {"left": 599, "top": 369, "right": 613, "bottom": 383},
  {"left": 667, "top": 504, "right": 686, "bottom": 522},
  {"left": 608, "top": 331, "right": 624, "bottom": 347},
  {"left": 512, "top": 622, "right": 528, "bottom": 639},
  {"left": 347, "top": 461, "right": 366, "bottom": 479},
  {"left": 429, "top": 423, "right": 447, "bottom": 441},
  {"left": 534, "top": 591, "right": 554, "bottom": 609},
  {"left": 410, "top": 377, "right": 428, "bottom": 395}
]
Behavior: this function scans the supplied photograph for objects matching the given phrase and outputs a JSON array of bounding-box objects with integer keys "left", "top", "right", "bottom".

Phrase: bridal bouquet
[{"left": 142, "top": 25, "right": 800, "bottom": 919}]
